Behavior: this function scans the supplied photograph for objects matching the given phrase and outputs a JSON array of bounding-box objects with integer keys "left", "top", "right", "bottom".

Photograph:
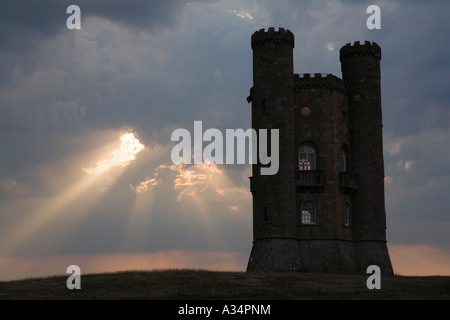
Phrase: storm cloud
[{"left": 1, "top": 0, "right": 449, "bottom": 280}]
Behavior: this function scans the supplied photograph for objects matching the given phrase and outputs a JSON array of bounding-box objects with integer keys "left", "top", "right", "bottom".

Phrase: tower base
[
  {"left": 353, "top": 241, "right": 394, "bottom": 275},
  {"left": 246, "top": 238, "right": 304, "bottom": 272},
  {"left": 297, "top": 240, "right": 357, "bottom": 273},
  {"left": 246, "top": 239, "right": 394, "bottom": 274}
]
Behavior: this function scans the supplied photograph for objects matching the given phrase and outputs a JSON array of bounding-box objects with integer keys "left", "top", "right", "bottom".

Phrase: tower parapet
[
  {"left": 294, "top": 73, "right": 345, "bottom": 94},
  {"left": 339, "top": 41, "right": 381, "bottom": 61},
  {"left": 251, "top": 27, "right": 295, "bottom": 49}
]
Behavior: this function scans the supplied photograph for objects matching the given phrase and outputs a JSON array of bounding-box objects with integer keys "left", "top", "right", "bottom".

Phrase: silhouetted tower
[
  {"left": 247, "top": 27, "right": 303, "bottom": 271},
  {"left": 246, "top": 28, "right": 393, "bottom": 274},
  {"left": 340, "top": 41, "right": 393, "bottom": 273}
]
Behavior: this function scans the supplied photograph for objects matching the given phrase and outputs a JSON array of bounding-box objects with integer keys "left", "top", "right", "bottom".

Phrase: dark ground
[{"left": 1, "top": 269, "right": 449, "bottom": 300}]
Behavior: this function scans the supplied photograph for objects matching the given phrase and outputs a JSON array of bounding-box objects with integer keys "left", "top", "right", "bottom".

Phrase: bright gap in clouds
[
  {"left": 2, "top": 130, "right": 146, "bottom": 252},
  {"left": 84, "top": 132, "right": 145, "bottom": 174}
]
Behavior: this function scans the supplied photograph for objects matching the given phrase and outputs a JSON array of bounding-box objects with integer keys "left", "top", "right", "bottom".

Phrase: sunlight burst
[
  {"left": 84, "top": 132, "right": 145, "bottom": 175},
  {"left": 2, "top": 130, "right": 144, "bottom": 252}
]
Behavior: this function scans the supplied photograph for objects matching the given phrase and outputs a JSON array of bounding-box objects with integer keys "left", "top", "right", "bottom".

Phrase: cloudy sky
[{"left": 1, "top": 0, "right": 449, "bottom": 281}]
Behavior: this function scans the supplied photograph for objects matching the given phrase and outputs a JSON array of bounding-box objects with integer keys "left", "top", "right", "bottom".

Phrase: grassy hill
[{"left": 1, "top": 269, "right": 449, "bottom": 300}]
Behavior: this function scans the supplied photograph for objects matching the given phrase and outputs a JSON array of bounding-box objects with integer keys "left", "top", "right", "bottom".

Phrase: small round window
[{"left": 301, "top": 106, "right": 311, "bottom": 116}]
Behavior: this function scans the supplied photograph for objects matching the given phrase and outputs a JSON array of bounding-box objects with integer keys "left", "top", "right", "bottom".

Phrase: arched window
[
  {"left": 340, "top": 148, "right": 347, "bottom": 172},
  {"left": 301, "top": 201, "right": 316, "bottom": 225},
  {"left": 299, "top": 144, "right": 316, "bottom": 171},
  {"left": 344, "top": 203, "right": 351, "bottom": 227}
]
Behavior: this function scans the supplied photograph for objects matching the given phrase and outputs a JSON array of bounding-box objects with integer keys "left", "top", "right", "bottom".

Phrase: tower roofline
[
  {"left": 294, "top": 73, "right": 345, "bottom": 93},
  {"left": 251, "top": 27, "right": 295, "bottom": 49},
  {"left": 339, "top": 41, "right": 381, "bottom": 62}
]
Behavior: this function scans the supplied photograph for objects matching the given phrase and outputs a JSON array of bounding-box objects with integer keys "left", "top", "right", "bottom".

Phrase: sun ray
[
  {"left": 174, "top": 163, "right": 240, "bottom": 250},
  {"left": 120, "top": 184, "right": 156, "bottom": 251},
  {"left": 2, "top": 131, "right": 145, "bottom": 252}
]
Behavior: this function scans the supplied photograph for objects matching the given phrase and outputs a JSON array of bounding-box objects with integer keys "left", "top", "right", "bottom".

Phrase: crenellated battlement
[
  {"left": 339, "top": 41, "right": 381, "bottom": 61},
  {"left": 294, "top": 73, "right": 345, "bottom": 93},
  {"left": 251, "top": 27, "right": 295, "bottom": 49}
]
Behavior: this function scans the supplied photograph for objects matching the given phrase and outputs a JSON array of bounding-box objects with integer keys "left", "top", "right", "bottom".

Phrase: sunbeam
[
  {"left": 120, "top": 184, "right": 156, "bottom": 251},
  {"left": 2, "top": 131, "right": 145, "bottom": 253}
]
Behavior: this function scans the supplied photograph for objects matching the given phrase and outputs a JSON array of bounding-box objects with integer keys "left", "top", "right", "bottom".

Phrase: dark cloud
[
  {"left": 1, "top": 0, "right": 450, "bottom": 279},
  {"left": 0, "top": 0, "right": 184, "bottom": 50}
]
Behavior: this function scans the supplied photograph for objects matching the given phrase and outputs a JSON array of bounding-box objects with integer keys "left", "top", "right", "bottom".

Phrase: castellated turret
[
  {"left": 247, "top": 27, "right": 303, "bottom": 272},
  {"left": 246, "top": 28, "right": 393, "bottom": 274}
]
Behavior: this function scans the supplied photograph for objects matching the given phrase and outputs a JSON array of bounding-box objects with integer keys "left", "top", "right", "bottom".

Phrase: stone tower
[{"left": 246, "top": 27, "right": 393, "bottom": 275}]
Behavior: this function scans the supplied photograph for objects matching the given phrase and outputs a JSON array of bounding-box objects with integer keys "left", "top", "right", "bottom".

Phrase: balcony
[
  {"left": 340, "top": 172, "right": 359, "bottom": 193},
  {"left": 249, "top": 176, "right": 255, "bottom": 194},
  {"left": 296, "top": 170, "right": 324, "bottom": 191}
]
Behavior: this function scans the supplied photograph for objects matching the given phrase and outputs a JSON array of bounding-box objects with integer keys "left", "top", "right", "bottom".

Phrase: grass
[{"left": 0, "top": 269, "right": 449, "bottom": 300}]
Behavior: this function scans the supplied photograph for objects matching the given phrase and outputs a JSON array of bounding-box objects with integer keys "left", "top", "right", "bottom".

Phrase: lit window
[
  {"left": 344, "top": 203, "right": 350, "bottom": 227},
  {"left": 299, "top": 144, "right": 316, "bottom": 170},
  {"left": 301, "top": 201, "right": 316, "bottom": 224},
  {"left": 340, "top": 148, "right": 347, "bottom": 172}
]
